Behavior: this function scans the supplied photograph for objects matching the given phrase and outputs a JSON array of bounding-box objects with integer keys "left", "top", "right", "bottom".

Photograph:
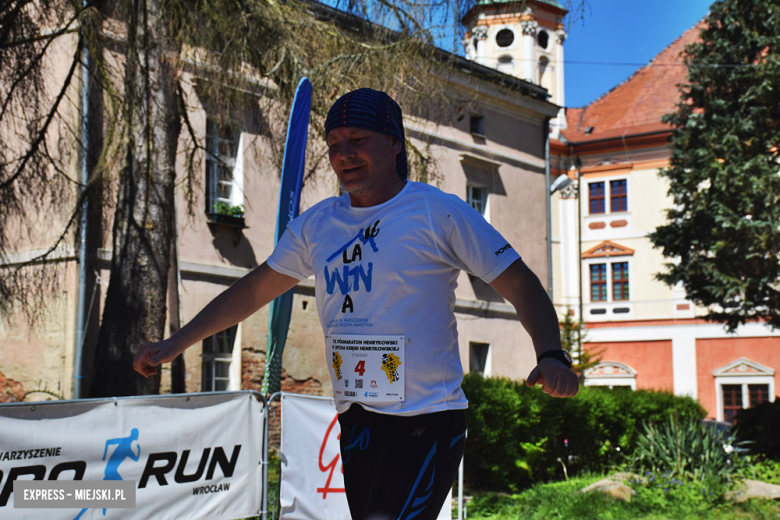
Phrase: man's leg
[{"left": 340, "top": 407, "right": 466, "bottom": 520}]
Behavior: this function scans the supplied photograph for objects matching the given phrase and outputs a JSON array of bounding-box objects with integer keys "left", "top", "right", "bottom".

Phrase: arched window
[{"left": 537, "top": 30, "right": 549, "bottom": 49}]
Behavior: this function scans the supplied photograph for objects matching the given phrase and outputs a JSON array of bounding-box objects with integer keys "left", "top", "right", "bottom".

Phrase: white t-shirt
[{"left": 267, "top": 181, "right": 521, "bottom": 415}]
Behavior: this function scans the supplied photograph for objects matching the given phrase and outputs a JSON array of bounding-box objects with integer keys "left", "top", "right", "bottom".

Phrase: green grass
[{"left": 464, "top": 475, "right": 780, "bottom": 520}]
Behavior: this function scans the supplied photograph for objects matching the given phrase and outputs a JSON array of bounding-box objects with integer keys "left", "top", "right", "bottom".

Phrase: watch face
[{"left": 563, "top": 351, "right": 572, "bottom": 364}]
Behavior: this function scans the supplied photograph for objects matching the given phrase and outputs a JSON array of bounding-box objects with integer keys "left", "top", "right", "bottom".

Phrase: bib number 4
[{"left": 354, "top": 360, "right": 366, "bottom": 376}]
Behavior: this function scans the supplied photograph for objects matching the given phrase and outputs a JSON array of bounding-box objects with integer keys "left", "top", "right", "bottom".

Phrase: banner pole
[{"left": 263, "top": 392, "right": 283, "bottom": 519}]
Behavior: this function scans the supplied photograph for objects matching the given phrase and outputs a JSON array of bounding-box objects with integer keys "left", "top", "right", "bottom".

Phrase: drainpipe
[
  {"left": 74, "top": 5, "right": 90, "bottom": 399},
  {"left": 544, "top": 117, "right": 553, "bottom": 300},
  {"left": 575, "top": 155, "right": 583, "bottom": 325}
]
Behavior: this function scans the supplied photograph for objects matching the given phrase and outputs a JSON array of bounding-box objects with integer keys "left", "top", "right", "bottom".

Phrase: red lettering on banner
[{"left": 316, "top": 413, "right": 345, "bottom": 498}]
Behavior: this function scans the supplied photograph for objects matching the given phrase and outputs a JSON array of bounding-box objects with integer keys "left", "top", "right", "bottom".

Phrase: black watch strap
[{"left": 537, "top": 350, "right": 573, "bottom": 368}]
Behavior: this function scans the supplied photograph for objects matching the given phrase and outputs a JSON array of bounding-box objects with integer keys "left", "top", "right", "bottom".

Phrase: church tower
[{"left": 462, "top": 0, "right": 568, "bottom": 135}]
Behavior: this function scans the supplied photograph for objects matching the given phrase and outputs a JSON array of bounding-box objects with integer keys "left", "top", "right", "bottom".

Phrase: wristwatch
[{"left": 537, "top": 350, "right": 573, "bottom": 369}]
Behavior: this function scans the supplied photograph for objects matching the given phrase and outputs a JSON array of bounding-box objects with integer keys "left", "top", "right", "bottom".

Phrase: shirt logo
[{"left": 494, "top": 244, "right": 512, "bottom": 256}]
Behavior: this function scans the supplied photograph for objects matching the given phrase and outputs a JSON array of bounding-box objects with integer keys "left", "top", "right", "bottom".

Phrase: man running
[{"left": 133, "top": 88, "right": 578, "bottom": 520}]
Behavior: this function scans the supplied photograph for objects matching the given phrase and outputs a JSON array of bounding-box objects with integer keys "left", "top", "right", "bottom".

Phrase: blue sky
[{"left": 563, "top": 0, "right": 713, "bottom": 107}]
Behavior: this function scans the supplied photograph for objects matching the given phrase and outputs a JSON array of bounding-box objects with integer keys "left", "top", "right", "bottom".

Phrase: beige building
[{"left": 0, "top": 3, "right": 562, "bottom": 401}]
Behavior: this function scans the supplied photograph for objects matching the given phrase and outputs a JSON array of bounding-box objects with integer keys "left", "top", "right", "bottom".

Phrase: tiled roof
[
  {"left": 477, "top": 0, "right": 564, "bottom": 9},
  {"left": 561, "top": 21, "right": 705, "bottom": 143}
]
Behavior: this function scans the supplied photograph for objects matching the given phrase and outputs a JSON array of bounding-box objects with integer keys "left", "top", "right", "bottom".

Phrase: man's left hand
[{"left": 525, "top": 358, "right": 579, "bottom": 398}]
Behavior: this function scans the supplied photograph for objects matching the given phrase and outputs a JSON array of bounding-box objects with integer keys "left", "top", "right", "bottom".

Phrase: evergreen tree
[
  {"left": 559, "top": 309, "right": 601, "bottom": 375},
  {"left": 650, "top": 0, "right": 780, "bottom": 331}
]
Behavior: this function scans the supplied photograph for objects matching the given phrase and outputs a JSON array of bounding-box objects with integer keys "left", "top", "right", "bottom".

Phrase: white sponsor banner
[
  {"left": 0, "top": 391, "right": 264, "bottom": 520},
  {"left": 279, "top": 393, "right": 451, "bottom": 520},
  {"left": 279, "top": 394, "right": 349, "bottom": 520}
]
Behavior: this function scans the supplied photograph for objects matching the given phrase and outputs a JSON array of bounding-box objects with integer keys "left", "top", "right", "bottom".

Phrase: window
[
  {"left": 496, "top": 29, "right": 514, "bottom": 47},
  {"left": 589, "top": 182, "right": 605, "bottom": 214},
  {"left": 722, "top": 383, "right": 772, "bottom": 424},
  {"left": 612, "top": 262, "right": 629, "bottom": 300},
  {"left": 537, "top": 30, "right": 549, "bottom": 49},
  {"left": 722, "top": 384, "right": 742, "bottom": 424},
  {"left": 588, "top": 179, "right": 629, "bottom": 215},
  {"left": 469, "top": 342, "right": 490, "bottom": 376},
  {"left": 202, "top": 325, "right": 237, "bottom": 391},
  {"left": 713, "top": 358, "right": 776, "bottom": 424},
  {"left": 610, "top": 179, "right": 628, "bottom": 212},
  {"left": 591, "top": 262, "right": 630, "bottom": 303},
  {"left": 470, "top": 115, "right": 485, "bottom": 136},
  {"left": 590, "top": 264, "right": 607, "bottom": 301},
  {"left": 467, "top": 184, "right": 488, "bottom": 216},
  {"left": 749, "top": 384, "right": 769, "bottom": 406},
  {"left": 206, "top": 119, "right": 243, "bottom": 214}
]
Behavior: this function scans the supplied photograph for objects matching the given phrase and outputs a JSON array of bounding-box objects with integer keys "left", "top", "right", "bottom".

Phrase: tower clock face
[{"left": 496, "top": 29, "right": 514, "bottom": 47}]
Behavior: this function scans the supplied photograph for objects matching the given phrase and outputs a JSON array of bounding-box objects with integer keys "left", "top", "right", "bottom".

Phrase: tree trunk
[{"left": 91, "top": 0, "right": 181, "bottom": 397}]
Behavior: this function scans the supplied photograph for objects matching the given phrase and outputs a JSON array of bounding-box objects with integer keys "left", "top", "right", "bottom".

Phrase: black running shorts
[{"left": 338, "top": 405, "right": 466, "bottom": 520}]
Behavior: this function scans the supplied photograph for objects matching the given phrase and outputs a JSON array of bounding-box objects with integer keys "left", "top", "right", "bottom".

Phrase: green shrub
[
  {"left": 464, "top": 474, "right": 749, "bottom": 520},
  {"left": 461, "top": 373, "right": 705, "bottom": 492},
  {"left": 746, "top": 456, "right": 780, "bottom": 485},
  {"left": 630, "top": 414, "right": 743, "bottom": 481},
  {"left": 735, "top": 400, "right": 780, "bottom": 459}
]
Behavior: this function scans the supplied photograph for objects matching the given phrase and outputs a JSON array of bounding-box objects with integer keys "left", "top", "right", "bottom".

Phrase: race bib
[{"left": 326, "top": 334, "right": 405, "bottom": 402}]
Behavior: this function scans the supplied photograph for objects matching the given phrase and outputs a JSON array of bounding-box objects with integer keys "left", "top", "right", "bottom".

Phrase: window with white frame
[
  {"left": 467, "top": 184, "right": 488, "bottom": 218},
  {"left": 588, "top": 178, "right": 628, "bottom": 215},
  {"left": 206, "top": 119, "right": 244, "bottom": 215},
  {"left": 590, "top": 261, "right": 630, "bottom": 302},
  {"left": 713, "top": 357, "right": 775, "bottom": 424},
  {"left": 202, "top": 325, "right": 237, "bottom": 391}
]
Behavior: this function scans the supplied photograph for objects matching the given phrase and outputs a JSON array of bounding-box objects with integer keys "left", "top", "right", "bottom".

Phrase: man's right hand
[{"left": 133, "top": 338, "right": 183, "bottom": 377}]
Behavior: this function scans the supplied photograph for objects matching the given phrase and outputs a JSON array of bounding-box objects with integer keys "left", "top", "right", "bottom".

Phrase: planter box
[{"left": 206, "top": 213, "right": 247, "bottom": 229}]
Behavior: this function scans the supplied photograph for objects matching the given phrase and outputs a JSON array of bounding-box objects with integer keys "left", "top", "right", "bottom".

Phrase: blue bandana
[{"left": 325, "top": 88, "right": 408, "bottom": 181}]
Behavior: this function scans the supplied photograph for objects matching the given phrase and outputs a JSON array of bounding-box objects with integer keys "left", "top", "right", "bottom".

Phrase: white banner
[
  {"left": 0, "top": 391, "right": 264, "bottom": 520},
  {"left": 279, "top": 393, "right": 451, "bottom": 520},
  {"left": 279, "top": 394, "right": 349, "bottom": 520}
]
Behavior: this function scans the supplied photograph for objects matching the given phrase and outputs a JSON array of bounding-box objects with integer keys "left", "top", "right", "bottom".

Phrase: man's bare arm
[
  {"left": 133, "top": 262, "right": 299, "bottom": 377},
  {"left": 489, "top": 258, "right": 579, "bottom": 398}
]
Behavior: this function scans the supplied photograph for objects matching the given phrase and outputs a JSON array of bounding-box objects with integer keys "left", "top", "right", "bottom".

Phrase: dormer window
[{"left": 496, "top": 29, "right": 514, "bottom": 47}]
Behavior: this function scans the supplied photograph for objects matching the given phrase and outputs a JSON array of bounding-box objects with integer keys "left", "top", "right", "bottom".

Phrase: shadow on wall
[{"left": 208, "top": 224, "right": 259, "bottom": 270}]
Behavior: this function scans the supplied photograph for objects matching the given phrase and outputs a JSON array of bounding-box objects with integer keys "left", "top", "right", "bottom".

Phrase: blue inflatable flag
[{"left": 262, "top": 78, "right": 312, "bottom": 394}]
